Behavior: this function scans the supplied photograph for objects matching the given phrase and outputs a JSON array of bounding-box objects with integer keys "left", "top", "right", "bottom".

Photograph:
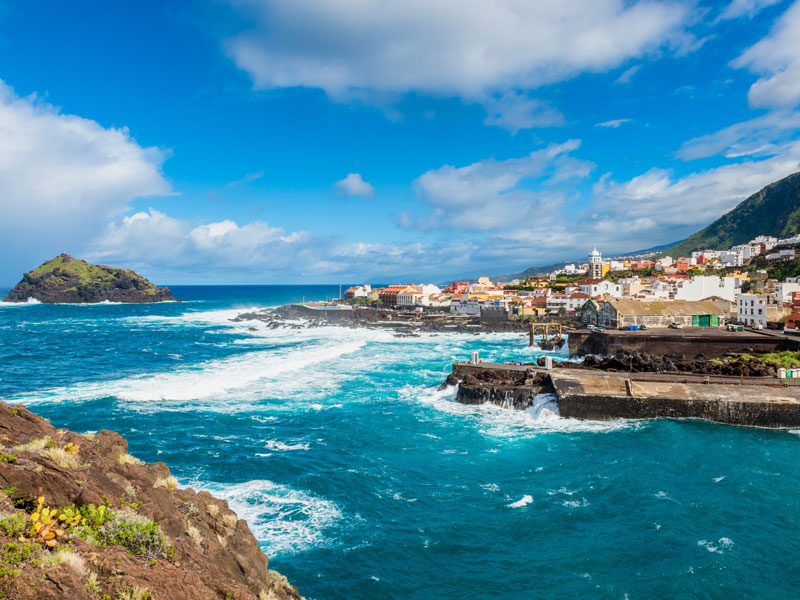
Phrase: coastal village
[{"left": 339, "top": 233, "right": 800, "bottom": 332}]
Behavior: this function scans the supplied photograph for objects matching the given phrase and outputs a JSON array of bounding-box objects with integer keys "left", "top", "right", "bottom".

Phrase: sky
[{"left": 2, "top": 0, "right": 800, "bottom": 285}]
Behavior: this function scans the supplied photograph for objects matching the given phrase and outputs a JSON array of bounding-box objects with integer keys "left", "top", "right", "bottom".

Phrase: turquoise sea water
[{"left": 1, "top": 285, "right": 799, "bottom": 599}]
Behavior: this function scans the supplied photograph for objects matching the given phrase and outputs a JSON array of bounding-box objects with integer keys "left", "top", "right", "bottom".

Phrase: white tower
[{"left": 589, "top": 247, "right": 603, "bottom": 279}]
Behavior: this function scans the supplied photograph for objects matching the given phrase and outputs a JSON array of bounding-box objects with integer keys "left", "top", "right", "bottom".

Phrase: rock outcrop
[
  {"left": 0, "top": 402, "right": 302, "bottom": 600},
  {"left": 3, "top": 254, "right": 176, "bottom": 304}
]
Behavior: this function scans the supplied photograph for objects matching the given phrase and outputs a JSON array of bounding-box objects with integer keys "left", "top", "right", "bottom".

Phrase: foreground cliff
[
  {"left": 0, "top": 402, "right": 301, "bottom": 600},
  {"left": 3, "top": 254, "right": 176, "bottom": 304}
]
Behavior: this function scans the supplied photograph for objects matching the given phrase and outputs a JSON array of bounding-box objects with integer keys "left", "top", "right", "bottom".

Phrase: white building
[
  {"left": 775, "top": 282, "right": 800, "bottom": 304},
  {"left": 452, "top": 298, "right": 482, "bottom": 316},
  {"left": 580, "top": 279, "right": 622, "bottom": 298},
  {"left": 718, "top": 251, "right": 743, "bottom": 267},
  {"left": 589, "top": 248, "right": 603, "bottom": 279},
  {"left": 751, "top": 235, "right": 778, "bottom": 251},
  {"left": 673, "top": 275, "right": 738, "bottom": 302},
  {"left": 737, "top": 294, "right": 767, "bottom": 327}
]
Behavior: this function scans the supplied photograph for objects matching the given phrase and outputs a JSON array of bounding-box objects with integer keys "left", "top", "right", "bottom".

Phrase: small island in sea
[{"left": 3, "top": 254, "right": 176, "bottom": 304}]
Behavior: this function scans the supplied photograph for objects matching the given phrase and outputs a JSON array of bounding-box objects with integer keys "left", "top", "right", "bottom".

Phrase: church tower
[{"left": 589, "top": 248, "right": 603, "bottom": 279}]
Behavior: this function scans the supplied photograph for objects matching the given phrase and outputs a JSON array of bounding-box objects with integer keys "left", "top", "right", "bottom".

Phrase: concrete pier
[{"left": 447, "top": 362, "right": 800, "bottom": 429}]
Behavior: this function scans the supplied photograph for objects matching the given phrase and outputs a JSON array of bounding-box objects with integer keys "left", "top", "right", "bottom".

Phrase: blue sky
[{"left": 2, "top": 0, "right": 800, "bottom": 284}]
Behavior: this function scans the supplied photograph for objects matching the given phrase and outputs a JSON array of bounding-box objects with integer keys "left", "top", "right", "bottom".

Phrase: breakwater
[
  {"left": 567, "top": 328, "right": 800, "bottom": 358},
  {"left": 447, "top": 362, "right": 800, "bottom": 429}
]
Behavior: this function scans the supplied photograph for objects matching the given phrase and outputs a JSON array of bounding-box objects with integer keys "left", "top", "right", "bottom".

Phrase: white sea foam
[
  {"left": 409, "top": 385, "right": 638, "bottom": 438},
  {"left": 0, "top": 297, "right": 41, "bottom": 307},
  {"left": 197, "top": 479, "right": 343, "bottom": 557},
  {"left": 697, "top": 538, "right": 734, "bottom": 554},
  {"left": 9, "top": 337, "right": 366, "bottom": 407},
  {"left": 508, "top": 495, "right": 533, "bottom": 508},
  {"left": 264, "top": 440, "right": 310, "bottom": 452}
]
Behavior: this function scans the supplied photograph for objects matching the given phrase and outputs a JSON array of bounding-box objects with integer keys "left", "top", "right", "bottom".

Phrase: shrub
[
  {"left": 153, "top": 476, "right": 178, "bottom": 493},
  {"left": 86, "top": 571, "right": 101, "bottom": 593},
  {"left": 0, "top": 513, "right": 28, "bottom": 538},
  {"left": 97, "top": 510, "right": 174, "bottom": 562},
  {"left": 206, "top": 503, "right": 219, "bottom": 518}
]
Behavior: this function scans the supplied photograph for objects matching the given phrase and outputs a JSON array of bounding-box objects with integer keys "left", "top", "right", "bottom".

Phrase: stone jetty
[{"left": 445, "top": 362, "right": 800, "bottom": 429}]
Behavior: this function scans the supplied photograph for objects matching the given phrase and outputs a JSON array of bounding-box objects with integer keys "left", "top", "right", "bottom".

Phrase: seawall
[
  {"left": 567, "top": 328, "right": 800, "bottom": 359},
  {"left": 448, "top": 362, "right": 800, "bottom": 429}
]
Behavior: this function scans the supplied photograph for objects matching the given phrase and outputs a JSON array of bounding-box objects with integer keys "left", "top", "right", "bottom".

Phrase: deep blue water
[{"left": 1, "top": 285, "right": 799, "bottom": 599}]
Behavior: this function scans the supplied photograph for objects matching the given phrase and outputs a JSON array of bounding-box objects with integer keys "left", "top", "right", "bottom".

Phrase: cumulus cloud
[
  {"left": 334, "top": 173, "right": 375, "bottom": 198},
  {"left": 677, "top": 111, "right": 800, "bottom": 160},
  {"left": 402, "top": 141, "right": 594, "bottom": 231},
  {"left": 225, "top": 0, "right": 694, "bottom": 131},
  {"left": 481, "top": 91, "right": 564, "bottom": 133},
  {"left": 733, "top": 1, "right": 800, "bottom": 109},
  {"left": 0, "top": 80, "right": 170, "bottom": 282}
]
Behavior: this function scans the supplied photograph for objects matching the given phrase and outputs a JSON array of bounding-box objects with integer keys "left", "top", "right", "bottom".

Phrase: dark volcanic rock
[
  {"left": 0, "top": 402, "right": 301, "bottom": 600},
  {"left": 4, "top": 254, "right": 176, "bottom": 304}
]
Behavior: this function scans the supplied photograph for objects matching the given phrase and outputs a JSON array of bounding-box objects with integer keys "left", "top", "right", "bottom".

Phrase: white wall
[{"left": 674, "top": 276, "right": 737, "bottom": 302}]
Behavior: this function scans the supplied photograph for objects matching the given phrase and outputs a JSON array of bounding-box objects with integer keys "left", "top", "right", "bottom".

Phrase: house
[
  {"left": 736, "top": 293, "right": 789, "bottom": 327},
  {"left": 582, "top": 298, "right": 724, "bottom": 329},
  {"left": 785, "top": 311, "right": 800, "bottom": 332},
  {"left": 378, "top": 284, "right": 410, "bottom": 307},
  {"left": 673, "top": 275, "right": 737, "bottom": 302},
  {"left": 344, "top": 284, "right": 372, "bottom": 300},
  {"left": 578, "top": 278, "right": 622, "bottom": 298},
  {"left": 452, "top": 298, "right": 482, "bottom": 316}
]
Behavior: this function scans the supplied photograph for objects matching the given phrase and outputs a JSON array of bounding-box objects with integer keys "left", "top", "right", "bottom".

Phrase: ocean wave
[
  {"left": 197, "top": 479, "right": 343, "bottom": 557},
  {"left": 508, "top": 495, "right": 533, "bottom": 508},
  {"left": 264, "top": 440, "right": 310, "bottom": 452},
  {"left": 8, "top": 338, "right": 366, "bottom": 407},
  {"left": 0, "top": 298, "right": 41, "bottom": 307},
  {"left": 408, "top": 385, "right": 639, "bottom": 438}
]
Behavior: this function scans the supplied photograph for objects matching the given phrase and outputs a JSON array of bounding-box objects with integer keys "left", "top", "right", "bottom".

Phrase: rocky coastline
[
  {"left": 234, "top": 304, "right": 574, "bottom": 335},
  {"left": 0, "top": 402, "right": 301, "bottom": 600},
  {"left": 4, "top": 254, "right": 176, "bottom": 304}
]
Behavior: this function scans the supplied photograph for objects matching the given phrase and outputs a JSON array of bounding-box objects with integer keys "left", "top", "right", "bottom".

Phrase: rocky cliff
[
  {"left": 0, "top": 402, "right": 302, "bottom": 600},
  {"left": 3, "top": 254, "right": 176, "bottom": 304}
]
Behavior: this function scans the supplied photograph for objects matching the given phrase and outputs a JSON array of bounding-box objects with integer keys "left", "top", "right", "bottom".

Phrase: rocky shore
[
  {"left": 0, "top": 402, "right": 301, "bottom": 600},
  {"left": 4, "top": 254, "right": 176, "bottom": 304},
  {"left": 234, "top": 304, "right": 571, "bottom": 335}
]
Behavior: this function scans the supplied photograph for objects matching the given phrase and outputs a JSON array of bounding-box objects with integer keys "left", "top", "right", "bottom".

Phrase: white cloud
[
  {"left": 717, "top": 0, "right": 782, "bottom": 20},
  {"left": 733, "top": 1, "right": 800, "bottom": 109},
  {"left": 226, "top": 171, "right": 264, "bottom": 187},
  {"left": 404, "top": 141, "right": 594, "bottom": 231},
  {"left": 334, "top": 173, "right": 375, "bottom": 198},
  {"left": 614, "top": 65, "right": 642, "bottom": 84},
  {"left": 0, "top": 80, "right": 171, "bottom": 282},
  {"left": 225, "top": 0, "right": 694, "bottom": 130},
  {"left": 481, "top": 91, "right": 564, "bottom": 133},
  {"left": 677, "top": 110, "right": 800, "bottom": 159},
  {"left": 596, "top": 118, "right": 634, "bottom": 128}
]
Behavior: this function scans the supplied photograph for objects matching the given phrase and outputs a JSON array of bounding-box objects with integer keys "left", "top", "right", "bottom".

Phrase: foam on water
[
  {"left": 197, "top": 479, "right": 343, "bottom": 557},
  {"left": 409, "top": 385, "right": 639, "bottom": 438},
  {"left": 508, "top": 495, "right": 533, "bottom": 508},
  {"left": 9, "top": 337, "right": 366, "bottom": 408}
]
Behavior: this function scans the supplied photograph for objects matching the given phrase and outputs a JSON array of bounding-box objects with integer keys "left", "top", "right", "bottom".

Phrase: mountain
[
  {"left": 3, "top": 254, "right": 176, "bottom": 304},
  {"left": 666, "top": 171, "right": 800, "bottom": 258}
]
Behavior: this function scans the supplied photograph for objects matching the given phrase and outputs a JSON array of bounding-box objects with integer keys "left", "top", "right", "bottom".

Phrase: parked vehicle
[
  {"left": 668, "top": 322, "right": 683, "bottom": 329},
  {"left": 639, "top": 324, "right": 647, "bottom": 330}
]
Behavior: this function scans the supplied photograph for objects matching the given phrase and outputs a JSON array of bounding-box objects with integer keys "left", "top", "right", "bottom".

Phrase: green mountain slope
[{"left": 667, "top": 171, "right": 800, "bottom": 257}]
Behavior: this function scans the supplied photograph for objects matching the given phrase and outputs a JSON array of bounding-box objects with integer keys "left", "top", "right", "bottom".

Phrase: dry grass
[
  {"left": 118, "top": 586, "right": 151, "bottom": 600},
  {"left": 124, "top": 484, "right": 137, "bottom": 498},
  {"left": 222, "top": 513, "right": 238, "bottom": 529},
  {"left": 42, "top": 446, "right": 83, "bottom": 470},
  {"left": 216, "top": 533, "right": 227, "bottom": 548},
  {"left": 186, "top": 523, "right": 203, "bottom": 546},
  {"left": 82, "top": 431, "right": 97, "bottom": 442},
  {"left": 118, "top": 453, "right": 144, "bottom": 466},
  {"left": 269, "top": 569, "right": 291, "bottom": 589},
  {"left": 154, "top": 476, "right": 178, "bottom": 493},
  {"left": 57, "top": 550, "right": 86, "bottom": 577},
  {"left": 207, "top": 502, "right": 219, "bottom": 517},
  {"left": 13, "top": 437, "right": 51, "bottom": 453}
]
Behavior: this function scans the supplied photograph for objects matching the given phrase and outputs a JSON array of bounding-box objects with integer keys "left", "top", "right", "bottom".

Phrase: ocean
[{"left": 1, "top": 285, "right": 799, "bottom": 599}]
